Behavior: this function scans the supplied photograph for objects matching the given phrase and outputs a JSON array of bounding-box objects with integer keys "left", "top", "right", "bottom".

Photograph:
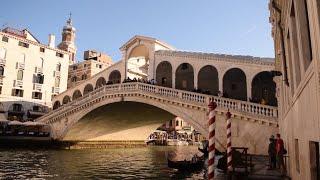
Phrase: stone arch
[
  {"left": 83, "top": 84, "right": 94, "bottom": 95},
  {"left": 156, "top": 61, "right": 172, "bottom": 88},
  {"left": 62, "top": 96, "right": 71, "bottom": 105},
  {"left": 197, "top": 65, "right": 219, "bottom": 95},
  {"left": 175, "top": 63, "right": 194, "bottom": 91},
  {"left": 108, "top": 70, "right": 121, "bottom": 84},
  {"left": 127, "top": 44, "right": 150, "bottom": 80},
  {"left": 96, "top": 77, "right": 106, "bottom": 89},
  {"left": 53, "top": 101, "right": 61, "bottom": 110},
  {"left": 223, "top": 68, "right": 247, "bottom": 101},
  {"left": 251, "top": 71, "right": 277, "bottom": 106},
  {"left": 128, "top": 44, "right": 149, "bottom": 60},
  {"left": 72, "top": 90, "right": 82, "bottom": 100}
]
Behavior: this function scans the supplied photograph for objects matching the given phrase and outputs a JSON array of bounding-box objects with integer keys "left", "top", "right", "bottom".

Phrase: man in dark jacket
[{"left": 268, "top": 135, "right": 276, "bottom": 169}]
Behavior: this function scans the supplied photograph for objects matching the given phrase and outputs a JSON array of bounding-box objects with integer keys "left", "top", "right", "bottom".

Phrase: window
[
  {"left": 295, "top": 139, "right": 300, "bottom": 172},
  {"left": 34, "top": 74, "right": 44, "bottom": 84},
  {"left": 81, "top": 74, "right": 87, "bottom": 80},
  {"left": 32, "top": 92, "right": 42, "bottom": 100},
  {"left": 2, "top": 36, "right": 8, "bottom": 42},
  {"left": 56, "top": 52, "right": 64, "bottom": 58},
  {"left": 176, "top": 120, "right": 179, "bottom": 126},
  {"left": 55, "top": 77, "right": 60, "bottom": 87},
  {"left": 18, "top": 41, "right": 29, "bottom": 48},
  {"left": 72, "top": 66, "right": 77, "bottom": 70},
  {"left": 84, "top": 64, "right": 87, "bottom": 68},
  {"left": 71, "top": 76, "right": 77, "bottom": 82},
  {"left": 0, "top": 48, "right": 6, "bottom": 59},
  {"left": 12, "top": 103, "right": 22, "bottom": 111},
  {"left": 137, "top": 59, "right": 140, "bottom": 63},
  {"left": 0, "top": 86, "right": 2, "bottom": 94},
  {"left": 40, "top": 58, "right": 44, "bottom": 68},
  {"left": 0, "top": 66, "right": 4, "bottom": 76},
  {"left": 40, "top": 47, "right": 45, "bottom": 53},
  {"left": 12, "top": 89, "right": 23, "bottom": 97},
  {"left": 17, "top": 70, "right": 23, "bottom": 80},
  {"left": 99, "top": 65, "right": 102, "bottom": 68},
  {"left": 56, "top": 63, "right": 61, "bottom": 71}
]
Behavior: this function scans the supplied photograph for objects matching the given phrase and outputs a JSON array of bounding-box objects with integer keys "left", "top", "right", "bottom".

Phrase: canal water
[{"left": 0, "top": 146, "right": 225, "bottom": 179}]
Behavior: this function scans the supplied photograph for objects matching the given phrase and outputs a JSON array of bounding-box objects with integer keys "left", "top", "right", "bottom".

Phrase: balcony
[
  {"left": 14, "top": 80, "right": 23, "bottom": 88},
  {"left": 52, "top": 87, "right": 60, "bottom": 94},
  {"left": 33, "top": 83, "right": 42, "bottom": 92},
  {"left": 16, "top": 62, "right": 25, "bottom": 70},
  {"left": 0, "top": 58, "right": 6, "bottom": 66},
  {"left": 35, "top": 67, "right": 43, "bottom": 74},
  {"left": 54, "top": 71, "right": 61, "bottom": 77}
]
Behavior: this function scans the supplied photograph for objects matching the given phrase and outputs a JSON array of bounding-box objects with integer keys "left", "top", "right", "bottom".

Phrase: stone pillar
[
  {"left": 247, "top": 79, "right": 251, "bottom": 101},
  {"left": 194, "top": 72, "right": 198, "bottom": 89},
  {"left": 219, "top": 75, "right": 223, "bottom": 94},
  {"left": 172, "top": 69, "right": 176, "bottom": 89}
]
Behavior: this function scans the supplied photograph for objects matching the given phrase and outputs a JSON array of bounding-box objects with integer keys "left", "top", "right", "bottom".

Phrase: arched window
[
  {"left": 62, "top": 96, "right": 71, "bottom": 104},
  {"left": 83, "top": 84, "right": 94, "bottom": 95},
  {"left": 17, "top": 70, "right": 23, "bottom": 80},
  {"left": 0, "top": 66, "right": 4, "bottom": 76},
  {"left": 0, "top": 48, "right": 6, "bottom": 59},
  {"left": 198, "top": 65, "right": 219, "bottom": 95},
  {"left": 53, "top": 101, "right": 61, "bottom": 110},
  {"left": 156, "top": 61, "right": 172, "bottom": 88},
  {"left": 72, "top": 76, "right": 77, "bottom": 82},
  {"left": 95, "top": 77, "right": 106, "bottom": 89},
  {"left": 109, "top": 70, "right": 121, "bottom": 84},
  {"left": 72, "top": 90, "right": 82, "bottom": 100},
  {"left": 175, "top": 63, "right": 194, "bottom": 91},
  {"left": 40, "top": 58, "right": 44, "bottom": 68},
  {"left": 223, "top": 68, "right": 247, "bottom": 101},
  {"left": 251, "top": 71, "right": 277, "bottom": 106}
]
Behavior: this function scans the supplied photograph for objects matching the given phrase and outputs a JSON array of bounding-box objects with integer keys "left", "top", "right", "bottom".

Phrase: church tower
[{"left": 58, "top": 14, "right": 77, "bottom": 64}]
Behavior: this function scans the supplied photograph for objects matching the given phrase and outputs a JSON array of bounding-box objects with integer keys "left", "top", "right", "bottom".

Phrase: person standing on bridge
[{"left": 268, "top": 135, "right": 276, "bottom": 169}]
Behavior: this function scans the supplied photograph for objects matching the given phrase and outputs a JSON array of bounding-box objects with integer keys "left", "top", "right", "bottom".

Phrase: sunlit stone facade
[{"left": 270, "top": 0, "right": 320, "bottom": 179}]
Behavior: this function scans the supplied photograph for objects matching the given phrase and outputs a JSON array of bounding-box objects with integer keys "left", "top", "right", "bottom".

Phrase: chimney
[{"left": 48, "top": 34, "right": 55, "bottom": 48}]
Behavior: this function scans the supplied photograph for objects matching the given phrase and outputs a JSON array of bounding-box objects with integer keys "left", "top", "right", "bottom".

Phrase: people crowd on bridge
[{"left": 268, "top": 133, "right": 286, "bottom": 175}]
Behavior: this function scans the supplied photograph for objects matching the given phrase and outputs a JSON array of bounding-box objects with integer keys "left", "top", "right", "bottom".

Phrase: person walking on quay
[
  {"left": 276, "top": 133, "right": 286, "bottom": 175},
  {"left": 268, "top": 135, "right": 276, "bottom": 169}
]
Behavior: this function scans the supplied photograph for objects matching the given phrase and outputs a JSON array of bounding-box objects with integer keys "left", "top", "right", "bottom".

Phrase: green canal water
[{"left": 0, "top": 146, "right": 225, "bottom": 179}]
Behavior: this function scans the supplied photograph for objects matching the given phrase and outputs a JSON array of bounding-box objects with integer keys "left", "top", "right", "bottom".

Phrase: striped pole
[
  {"left": 226, "top": 110, "right": 232, "bottom": 173},
  {"left": 208, "top": 101, "right": 217, "bottom": 180}
]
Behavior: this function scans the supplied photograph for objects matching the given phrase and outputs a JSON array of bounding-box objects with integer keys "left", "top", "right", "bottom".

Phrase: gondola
[{"left": 167, "top": 156, "right": 204, "bottom": 171}]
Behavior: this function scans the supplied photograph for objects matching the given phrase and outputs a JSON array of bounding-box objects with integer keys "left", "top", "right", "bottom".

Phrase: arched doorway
[
  {"left": 53, "top": 101, "right": 61, "bottom": 110},
  {"left": 251, "top": 71, "right": 277, "bottom": 106},
  {"left": 83, "top": 84, "right": 94, "bottom": 95},
  {"left": 109, "top": 70, "right": 121, "bottom": 84},
  {"left": 62, "top": 96, "right": 71, "bottom": 105},
  {"left": 198, "top": 65, "right": 219, "bottom": 95},
  {"left": 223, "top": 68, "right": 247, "bottom": 101},
  {"left": 96, "top": 77, "right": 106, "bottom": 89},
  {"left": 175, "top": 63, "right": 194, "bottom": 91},
  {"left": 156, "top": 61, "right": 172, "bottom": 88},
  {"left": 72, "top": 90, "right": 82, "bottom": 100}
]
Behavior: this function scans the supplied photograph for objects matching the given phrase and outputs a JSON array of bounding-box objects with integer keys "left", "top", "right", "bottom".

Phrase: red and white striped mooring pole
[
  {"left": 208, "top": 101, "right": 217, "bottom": 180},
  {"left": 226, "top": 110, "right": 232, "bottom": 173}
]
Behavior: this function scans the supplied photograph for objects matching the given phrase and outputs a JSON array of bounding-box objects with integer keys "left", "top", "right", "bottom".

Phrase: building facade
[
  {"left": 67, "top": 50, "right": 113, "bottom": 88},
  {"left": 0, "top": 19, "right": 73, "bottom": 121},
  {"left": 269, "top": 0, "right": 320, "bottom": 179}
]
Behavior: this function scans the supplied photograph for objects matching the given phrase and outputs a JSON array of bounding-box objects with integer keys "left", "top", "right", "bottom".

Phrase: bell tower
[{"left": 58, "top": 13, "right": 77, "bottom": 64}]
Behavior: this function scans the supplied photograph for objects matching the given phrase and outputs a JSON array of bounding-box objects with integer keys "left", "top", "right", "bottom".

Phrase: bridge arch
[
  {"left": 96, "top": 77, "right": 106, "bottom": 89},
  {"left": 72, "top": 90, "right": 82, "bottom": 101},
  {"left": 83, "top": 84, "right": 94, "bottom": 95},
  {"left": 198, "top": 65, "right": 219, "bottom": 95},
  {"left": 156, "top": 61, "right": 172, "bottom": 88},
  {"left": 175, "top": 63, "right": 194, "bottom": 91},
  {"left": 108, "top": 70, "right": 121, "bottom": 84},
  {"left": 223, "top": 68, "right": 247, "bottom": 101},
  {"left": 53, "top": 101, "right": 61, "bottom": 110},
  {"left": 62, "top": 95, "right": 71, "bottom": 105},
  {"left": 251, "top": 71, "right": 277, "bottom": 106}
]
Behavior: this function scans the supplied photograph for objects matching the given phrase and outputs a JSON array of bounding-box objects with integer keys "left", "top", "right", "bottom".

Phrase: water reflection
[{"left": 0, "top": 146, "right": 224, "bottom": 179}]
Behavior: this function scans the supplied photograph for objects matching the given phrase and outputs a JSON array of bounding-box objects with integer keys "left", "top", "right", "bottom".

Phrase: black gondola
[{"left": 167, "top": 156, "right": 204, "bottom": 171}]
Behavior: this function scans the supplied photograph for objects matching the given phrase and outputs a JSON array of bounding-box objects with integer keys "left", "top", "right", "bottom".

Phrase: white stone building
[
  {"left": 0, "top": 18, "right": 74, "bottom": 121},
  {"left": 270, "top": 0, "right": 320, "bottom": 179}
]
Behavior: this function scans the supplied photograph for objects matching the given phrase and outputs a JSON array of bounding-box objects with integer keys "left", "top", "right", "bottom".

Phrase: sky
[{"left": 0, "top": 0, "right": 274, "bottom": 62}]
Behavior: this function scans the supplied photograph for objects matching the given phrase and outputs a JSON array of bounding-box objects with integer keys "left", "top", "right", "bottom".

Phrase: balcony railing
[
  {"left": 0, "top": 58, "right": 6, "bottom": 66},
  {"left": 52, "top": 87, "right": 60, "bottom": 94},
  {"left": 33, "top": 83, "right": 42, "bottom": 91},
  {"left": 35, "top": 67, "right": 43, "bottom": 74},
  {"left": 16, "top": 62, "right": 25, "bottom": 70},
  {"left": 14, "top": 80, "right": 23, "bottom": 88}
]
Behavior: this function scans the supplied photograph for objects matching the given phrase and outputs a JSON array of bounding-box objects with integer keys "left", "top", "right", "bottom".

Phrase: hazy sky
[{"left": 0, "top": 0, "right": 274, "bottom": 61}]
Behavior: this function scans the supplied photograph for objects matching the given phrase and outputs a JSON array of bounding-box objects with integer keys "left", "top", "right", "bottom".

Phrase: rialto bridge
[{"left": 36, "top": 35, "right": 279, "bottom": 154}]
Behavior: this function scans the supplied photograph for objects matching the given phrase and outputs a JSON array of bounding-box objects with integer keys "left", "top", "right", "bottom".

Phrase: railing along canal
[{"left": 37, "top": 82, "right": 278, "bottom": 123}]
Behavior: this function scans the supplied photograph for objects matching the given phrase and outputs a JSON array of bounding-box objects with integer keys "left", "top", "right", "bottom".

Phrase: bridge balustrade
[{"left": 38, "top": 82, "right": 278, "bottom": 124}]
